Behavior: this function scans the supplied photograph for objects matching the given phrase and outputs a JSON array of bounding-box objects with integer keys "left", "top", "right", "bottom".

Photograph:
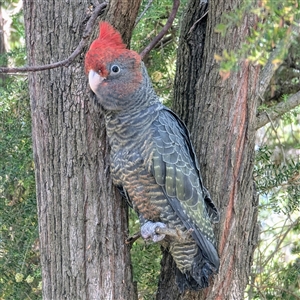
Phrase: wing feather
[
  {"left": 152, "top": 150, "right": 165, "bottom": 185},
  {"left": 151, "top": 108, "right": 220, "bottom": 269}
]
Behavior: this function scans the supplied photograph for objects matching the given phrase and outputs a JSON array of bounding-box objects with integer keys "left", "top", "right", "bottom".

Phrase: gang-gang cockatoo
[{"left": 85, "top": 22, "right": 219, "bottom": 292}]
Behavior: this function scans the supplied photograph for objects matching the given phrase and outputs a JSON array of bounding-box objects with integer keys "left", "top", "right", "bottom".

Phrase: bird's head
[{"left": 85, "top": 22, "right": 145, "bottom": 111}]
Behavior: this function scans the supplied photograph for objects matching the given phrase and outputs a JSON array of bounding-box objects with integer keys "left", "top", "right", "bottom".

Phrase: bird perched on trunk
[{"left": 85, "top": 21, "right": 220, "bottom": 292}]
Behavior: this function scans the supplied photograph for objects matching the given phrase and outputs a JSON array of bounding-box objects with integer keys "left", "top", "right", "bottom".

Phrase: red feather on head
[{"left": 90, "top": 21, "right": 126, "bottom": 51}]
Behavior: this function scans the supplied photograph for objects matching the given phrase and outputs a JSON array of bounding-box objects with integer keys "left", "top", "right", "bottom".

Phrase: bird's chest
[
  {"left": 109, "top": 142, "right": 150, "bottom": 186},
  {"left": 110, "top": 142, "right": 164, "bottom": 221}
]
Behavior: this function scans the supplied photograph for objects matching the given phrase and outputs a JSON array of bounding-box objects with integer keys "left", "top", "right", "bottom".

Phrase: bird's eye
[{"left": 111, "top": 65, "right": 120, "bottom": 74}]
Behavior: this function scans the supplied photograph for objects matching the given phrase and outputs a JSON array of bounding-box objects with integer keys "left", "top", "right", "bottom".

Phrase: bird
[{"left": 85, "top": 21, "right": 220, "bottom": 292}]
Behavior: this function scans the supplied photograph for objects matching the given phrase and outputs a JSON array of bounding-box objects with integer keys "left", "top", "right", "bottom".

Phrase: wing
[{"left": 151, "top": 107, "right": 219, "bottom": 269}]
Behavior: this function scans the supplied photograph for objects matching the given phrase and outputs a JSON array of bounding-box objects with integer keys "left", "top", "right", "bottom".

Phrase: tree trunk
[
  {"left": 0, "top": 4, "right": 7, "bottom": 85},
  {"left": 23, "top": 1, "right": 139, "bottom": 299},
  {"left": 157, "top": 0, "right": 259, "bottom": 299}
]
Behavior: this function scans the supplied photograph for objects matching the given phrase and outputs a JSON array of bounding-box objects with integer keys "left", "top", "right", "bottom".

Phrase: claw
[
  {"left": 155, "top": 226, "right": 194, "bottom": 242},
  {"left": 141, "top": 221, "right": 167, "bottom": 242}
]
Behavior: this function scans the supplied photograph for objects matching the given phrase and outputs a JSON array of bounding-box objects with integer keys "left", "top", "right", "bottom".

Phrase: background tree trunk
[
  {"left": 23, "top": 1, "right": 140, "bottom": 299},
  {"left": 157, "top": 1, "right": 259, "bottom": 299},
  {"left": 0, "top": 4, "right": 7, "bottom": 85}
]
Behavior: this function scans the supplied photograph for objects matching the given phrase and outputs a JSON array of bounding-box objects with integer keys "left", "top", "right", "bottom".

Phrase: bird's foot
[
  {"left": 155, "top": 226, "right": 193, "bottom": 242},
  {"left": 141, "top": 221, "right": 167, "bottom": 242},
  {"left": 176, "top": 227, "right": 194, "bottom": 242}
]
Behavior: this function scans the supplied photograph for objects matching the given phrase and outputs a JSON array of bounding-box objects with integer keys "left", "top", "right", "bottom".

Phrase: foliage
[
  {"left": 248, "top": 108, "right": 300, "bottom": 299},
  {"left": 129, "top": 209, "right": 162, "bottom": 299},
  {"left": 214, "top": 0, "right": 300, "bottom": 76},
  {"left": 0, "top": 0, "right": 25, "bottom": 62},
  {"left": 0, "top": 2, "right": 41, "bottom": 299},
  {"left": 247, "top": 212, "right": 300, "bottom": 300},
  {"left": 254, "top": 146, "right": 300, "bottom": 214},
  {"left": 0, "top": 77, "right": 41, "bottom": 299}
]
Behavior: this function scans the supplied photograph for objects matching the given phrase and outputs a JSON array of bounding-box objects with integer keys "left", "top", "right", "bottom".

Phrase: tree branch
[
  {"left": 265, "top": 111, "right": 287, "bottom": 165},
  {"left": 135, "top": 0, "right": 154, "bottom": 26},
  {"left": 0, "top": 2, "right": 107, "bottom": 74},
  {"left": 256, "top": 90, "right": 300, "bottom": 130},
  {"left": 250, "top": 283, "right": 300, "bottom": 300},
  {"left": 139, "top": 0, "right": 180, "bottom": 60},
  {"left": 188, "top": 10, "right": 208, "bottom": 34},
  {"left": 258, "top": 22, "right": 300, "bottom": 97},
  {"left": 261, "top": 217, "right": 299, "bottom": 269}
]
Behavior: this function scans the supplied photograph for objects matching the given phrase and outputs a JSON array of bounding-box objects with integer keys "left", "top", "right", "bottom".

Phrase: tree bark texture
[
  {"left": 157, "top": 0, "right": 260, "bottom": 299},
  {"left": 0, "top": 4, "right": 7, "bottom": 85},
  {"left": 23, "top": 1, "right": 139, "bottom": 299}
]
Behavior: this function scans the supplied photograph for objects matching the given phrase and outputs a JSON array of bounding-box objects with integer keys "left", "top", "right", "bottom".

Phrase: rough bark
[
  {"left": 23, "top": 1, "right": 139, "bottom": 299},
  {"left": 157, "top": 0, "right": 260, "bottom": 299},
  {"left": 0, "top": 4, "right": 7, "bottom": 85}
]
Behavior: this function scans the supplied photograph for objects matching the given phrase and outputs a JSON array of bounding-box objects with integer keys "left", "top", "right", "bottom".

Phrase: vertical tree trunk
[
  {"left": 0, "top": 4, "right": 7, "bottom": 85},
  {"left": 157, "top": 0, "right": 259, "bottom": 299},
  {"left": 23, "top": 1, "right": 140, "bottom": 299}
]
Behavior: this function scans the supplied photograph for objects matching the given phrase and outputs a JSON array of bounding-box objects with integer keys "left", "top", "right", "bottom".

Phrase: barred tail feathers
[{"left": 175, "top": 247, "right": 218, "bottom": 292}]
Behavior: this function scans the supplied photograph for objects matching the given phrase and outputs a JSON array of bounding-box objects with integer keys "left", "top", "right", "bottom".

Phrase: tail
[{"left": 175, "top": 249, "right": 218, "bottom": 292}]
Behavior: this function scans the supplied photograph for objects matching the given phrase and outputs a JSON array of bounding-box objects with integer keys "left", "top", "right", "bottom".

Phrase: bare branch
[
  {"left": 139, "top": 0, "right": 180, "bottom": 60},
  {"left": 0, "top": 2, "right": 107, "bottom": 74},
  {"left": 261, "top": 217, "right": 299, "bottom": 269},
  {"left": 188, "top": 10, "right": 208, "bottom": 34},
  {"left": 125, "top": 232, "right": 141, "bottom": 244},
  {"left": 135, "top": 0, "right": 154, "bottom": 27},
  {"left": 265, "top": 111, "right": 287, "bottom": 165},
  {"left": 250, "top": 283, "right": 300, "bottom": 300},
  {"left": 258, "top": 23, "right": 300, "bottom": 96},
  {"left": 256, "top": 90, "right": 300, "bottom": 130}
]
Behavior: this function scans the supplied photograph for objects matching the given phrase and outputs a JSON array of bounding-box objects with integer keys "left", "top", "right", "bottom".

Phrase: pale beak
[{"left": 88, "top": 70, "right": 105, "bottom": 93}]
